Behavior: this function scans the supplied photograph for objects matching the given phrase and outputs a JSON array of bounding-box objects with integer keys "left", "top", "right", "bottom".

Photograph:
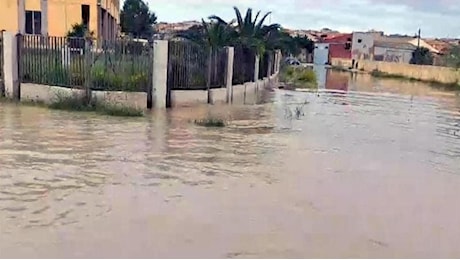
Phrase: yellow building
[{"left": 0, "top": 0, "right": 119, "bottom": 39}]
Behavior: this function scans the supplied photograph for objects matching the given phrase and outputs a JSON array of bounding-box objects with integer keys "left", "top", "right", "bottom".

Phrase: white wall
[
  {"left": 374, "top": 46, "right": 414, "bottom": 63},
  {"left": 314, "top": 43, "right": 329, "bottom": 65}
]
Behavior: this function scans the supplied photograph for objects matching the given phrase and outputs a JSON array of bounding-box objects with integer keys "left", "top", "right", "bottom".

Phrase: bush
[
  {"left": 194, "top": 118, "right": 226, "bottom": 127},
  {"left": 296, "top": 69, "right": 316, "bottom": 83},
  {"left": 91, "top": 66, "right": 148, "bottom": 92},
  {"left": 49, "top": 93, "right": 143, "bottom": 117},
  {"left": 280, "top": 66, "right": 317, "bottom": 88}
]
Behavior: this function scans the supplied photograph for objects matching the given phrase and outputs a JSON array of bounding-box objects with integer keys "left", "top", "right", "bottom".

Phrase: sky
[{"left": 133, "top": 0, "right": 460, "bottom": 38}]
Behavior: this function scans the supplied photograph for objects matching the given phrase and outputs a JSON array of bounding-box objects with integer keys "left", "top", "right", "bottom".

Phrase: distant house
[
  {"left": 322, "top": 33, "right": 352, "bottom": 60},
  {"left": 351, "top": 32, "right": 381, "bottom": 60},
  {"left": 425, "top": 39, "right": 452, "bottom": 55},
  {"left": 349, "top": 31, "right": 446, "bottom": 64},
  {"left": 297, "top": 48, "right": 312, "bottom": 63},
  {"left": 373, "top": 41, "right": 416, "bottom": 63}
]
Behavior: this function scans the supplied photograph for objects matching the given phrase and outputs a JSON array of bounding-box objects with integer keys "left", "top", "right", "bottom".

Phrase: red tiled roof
[{"left": 322, "top": 33, "right": 352, "bottom": 43}]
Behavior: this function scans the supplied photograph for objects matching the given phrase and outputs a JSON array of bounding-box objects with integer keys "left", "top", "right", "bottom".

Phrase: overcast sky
[{"left": 138, "top": 0, "right": 460, "bottom": 38}]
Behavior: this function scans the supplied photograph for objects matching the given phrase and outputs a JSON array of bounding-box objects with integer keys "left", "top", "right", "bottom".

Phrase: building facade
[
  {"left": 322, "top": 33, "right": 352, "bottom": 60},
  {"left": 351, "top": 32, "right": 379, "bottom": 60},
  {"left": 373, "top": 41, "right": 416, "bottom": 63},
  {"left": 0, "top": 0, "right": 119, "bottom": 39}
]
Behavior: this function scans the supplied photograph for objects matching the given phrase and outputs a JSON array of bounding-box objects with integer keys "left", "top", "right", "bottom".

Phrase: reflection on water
[{"left": 1, "top": 71, "right": 460, "bottom": 258}]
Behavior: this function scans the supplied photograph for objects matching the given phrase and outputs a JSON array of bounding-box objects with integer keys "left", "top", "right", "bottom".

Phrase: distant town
[{"left": 154, "top": 20, "right": 460, "bottom": 66}]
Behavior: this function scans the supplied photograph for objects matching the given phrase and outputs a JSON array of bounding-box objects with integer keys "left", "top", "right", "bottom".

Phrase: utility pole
[{"left": 417, "top": 28, "right": 421, "bottom": 49}]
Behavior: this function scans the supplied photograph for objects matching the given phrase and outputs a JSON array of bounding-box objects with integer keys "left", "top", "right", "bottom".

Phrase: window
[
  {"left": 25, "top": 10, "right": 41, "bottom": 35},
  {"left": 357, "top": 39, "right": 363, "bottom": 43},
  {"left": 81, "top": 5, "right": 90, "bottom": 27}
]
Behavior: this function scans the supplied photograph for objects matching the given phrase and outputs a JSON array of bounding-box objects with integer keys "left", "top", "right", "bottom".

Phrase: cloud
[{"left": 140, "top": 0, "right": 460, "bottom": 38}]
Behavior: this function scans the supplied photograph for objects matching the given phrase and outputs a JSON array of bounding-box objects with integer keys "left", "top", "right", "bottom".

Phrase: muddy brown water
[{"left": 1, "top": 70, "right": 460, "bottom": 258}]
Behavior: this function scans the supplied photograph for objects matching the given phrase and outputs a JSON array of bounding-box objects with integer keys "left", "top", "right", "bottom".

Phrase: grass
[
  {"left": 0, "top": 96, "right": 47, "bottom": 107},
  {"left": 194, "top": 118, "right": 226, "bottom": 127},
  {"left": 48, "top": 94, "right": 144, "bottom": 117},
  {"left": 370, "top": 69, "right": 460, "bottom": 90},
  {"left": 1, "top": 94, "right": 144, "bottom": 117},
  {"left": 280, "top": 66, "right": 318, "bottom": 89},
  {"left": 330, "top": 65, "right": 351, "bottom": 72}
]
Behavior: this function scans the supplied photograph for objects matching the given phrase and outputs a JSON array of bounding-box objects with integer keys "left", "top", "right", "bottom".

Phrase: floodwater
[{"left": 1, "top": 69, "right": 460, "bottom": 258}]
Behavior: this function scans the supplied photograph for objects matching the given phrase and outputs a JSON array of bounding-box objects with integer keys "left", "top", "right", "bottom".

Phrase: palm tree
[
  {"left": 201, "top": 18, "right": 235, "bottom": 50},
  {"left": 208, "top": 7, "right": 280, "bottom": 55},
  {"left": 177, "top": 18, "right": 234, "bottom": 50}
]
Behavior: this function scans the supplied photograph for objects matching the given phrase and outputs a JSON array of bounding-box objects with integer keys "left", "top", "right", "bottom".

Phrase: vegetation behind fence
[
  {"left": 233, "top": 45, "right": 256, "bottom": 84},
  {"left": 19, "top": 35, "right": 153, "bottom": 92},
  {"left": 167, "top": 41, "right": 227, "bottom": 90}
]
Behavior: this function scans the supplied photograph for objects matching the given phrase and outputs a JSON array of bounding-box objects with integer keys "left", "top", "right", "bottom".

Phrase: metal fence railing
[
  {"left": 91, "top": 39, "right": 153, "bottom": 92},
  {"left": 232, "top": 45, "right": 255, "bottom": 84},
  {"left": 259, "top": 51, "right": 270, "bottom": 80},
  {"left": 167, "top": 41, "right": 226, "bottom": 90},
  {"left": 19, "top": 35, "right": 153, "bottom": 92}
]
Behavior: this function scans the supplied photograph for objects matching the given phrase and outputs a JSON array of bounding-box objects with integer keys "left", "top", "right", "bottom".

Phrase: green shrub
[
  {"left": 194, "top": 118, "right": 226, "bottom": 127},
  {"left": 296, "top": 69, "right": 316, "bottom": 83},
  {"left": 90, "top": 66, "right": 148, "bottom": 92},
  {"left": 49, "top": 93, "right": 143, "bottom": 117},
  {"left": 280, "top": 66, "right": 317, "bottom": 88}
]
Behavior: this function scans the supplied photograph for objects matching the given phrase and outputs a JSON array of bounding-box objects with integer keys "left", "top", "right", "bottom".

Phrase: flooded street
[{"left": 1, "top": 69, "right": 460, "bottom": 258}]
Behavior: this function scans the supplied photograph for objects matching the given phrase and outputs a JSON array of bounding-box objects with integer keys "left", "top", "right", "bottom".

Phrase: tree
[
  {"left": 66, "top": 23, "right": 94, "bottom": 48},
  {"left": 445, "top": 45, "right": 460, "bottom": 69},
  {"left": 410, "top": 47, "right": 433, "bottom": 65},
  {"left": 295, "top": 36, "right": 314, "bottom": 54},
  {"left": 179, "top": 18, "right": 235, "bottom": 50},
  {"left": 206, "top": 7, "right": 280, "bottom": 55},
  {"left": 66, "top": 23, "right": 94, "bottom": 38},
  {"left": 120, "top": 0, "right": 157, "bottom": 39}
]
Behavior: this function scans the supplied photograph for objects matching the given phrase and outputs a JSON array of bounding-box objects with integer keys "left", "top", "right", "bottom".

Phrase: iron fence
[
  {"left": 259, "top": 51, "right": 277, "bottom": 79},
  {"left": 91, "top": 39, "right": 153, "bottom": 92},
  {"left": 233, "top": 45, "right": 255, "bottom": 84},
  {"left": 0, "top": 33, "right": 4, "bottom": 96},
  {"left": 167, "top": 41, "right": 226, "bottom": 90},
  {"left": 19, "top": 35, "right": 153, "bottom": 92}
]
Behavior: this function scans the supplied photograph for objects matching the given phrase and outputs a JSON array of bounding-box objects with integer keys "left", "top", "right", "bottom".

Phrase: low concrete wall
[
  {"left": 331, "top": 58, "right": 353, "bottom": 69},
  {"left": 20, "top": 83, "right": 146, "bottom": 109},
  {"left": 331, "top": 58, "right": 460, "bottom": 85},
  {"left": 210, "top": 88, "right": 227, "bottom": 104},
  {"left": 171, "top": 90, "right": 207, "bottom": 107},
  {"left": 358, "top": 60, "right": 460, "bottom": 84},
  {"left": 171, "top": 73, "right": 279, "bottom": 107},
  {"left": 92, "top": 91, "right": 147, "bottom": 109},
  {"left": 19, "top": 73, "right": 279, "bottom": 108},
  {"left": 21, "top": 83, "right": 85, "bottom": 103}
]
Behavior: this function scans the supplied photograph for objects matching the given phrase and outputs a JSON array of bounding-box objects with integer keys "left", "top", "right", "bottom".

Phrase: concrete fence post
[
  {"left": 2, "top": 32, "right": 19, "bottom": 100},
  {"left": 267, "top": 52, "right": 273, "bottom": 77},
  {"left": 225, "top": 46, "right": 234, "bottom": 104},
  {"left": 152, "top": 40, "right": 168, "bottom": 108},
  {"left": 253, "top": 54, "right": 260, "bottom": 82},
  {"left": 274, "top": 50, "right": 281, "bottom": 73}
]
